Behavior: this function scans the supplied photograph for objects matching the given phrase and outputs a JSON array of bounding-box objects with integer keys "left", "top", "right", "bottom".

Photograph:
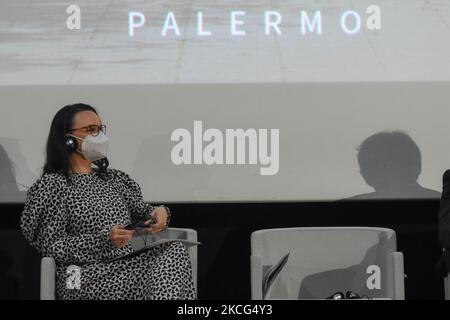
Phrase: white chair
[
  {"left": 251, "top": 227, "right": 405, "bottom": 300},
  {"left": 40, "top": 227, "right": 198, "bottom": 300}
]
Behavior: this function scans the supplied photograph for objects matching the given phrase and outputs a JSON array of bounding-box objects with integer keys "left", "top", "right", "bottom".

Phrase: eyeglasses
[{"left": 68, "top": 124, "right": 106, "bottom": 137}]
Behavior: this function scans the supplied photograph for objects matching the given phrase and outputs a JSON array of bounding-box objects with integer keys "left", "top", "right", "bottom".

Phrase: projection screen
[{"left": 1, "top": 0, "right": 449, "bottom": 202}]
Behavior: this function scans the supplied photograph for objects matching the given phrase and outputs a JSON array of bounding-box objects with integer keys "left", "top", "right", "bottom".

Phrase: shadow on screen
[
  {"left": 0, "top": 143, "right": 27, "bottom": 202},
  {"left": 346, "top": 131, "right": 440, "bottom": 200}
]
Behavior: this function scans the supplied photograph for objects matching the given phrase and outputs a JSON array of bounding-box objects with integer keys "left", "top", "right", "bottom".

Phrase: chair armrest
[
  {"left": 250, "top": 255, "right": 262, "bottom": 300},
  {"left": 389, "top": 252, "right": 405, "bottom": 300},
  {"left": 40, "top": 257, "right": 56, "bottom": 300}
]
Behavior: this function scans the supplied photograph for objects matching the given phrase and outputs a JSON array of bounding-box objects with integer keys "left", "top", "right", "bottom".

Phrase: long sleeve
[
  {"left": 20, "top": 173, "right": 112, "bottom": 264},
  {"left": 109, "top": 169, "right": 171, "bottom": 226},
  {"left": 439, "top": 170, "right": 450, "bottom": 249}
]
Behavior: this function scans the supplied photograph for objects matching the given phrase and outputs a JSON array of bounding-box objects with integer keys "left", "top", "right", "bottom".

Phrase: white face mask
[{"left": 68, "top": 131, "right": 109, "bottom": 161}]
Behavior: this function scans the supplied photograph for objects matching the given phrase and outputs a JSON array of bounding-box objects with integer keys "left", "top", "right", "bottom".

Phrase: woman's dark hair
[{"left": 43, "top": 103, "right": 109, "bottom": 182}]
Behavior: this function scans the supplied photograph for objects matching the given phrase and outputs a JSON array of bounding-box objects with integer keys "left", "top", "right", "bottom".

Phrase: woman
[{"left": 20, "top": 103, "right": 196, "bottom": 299}]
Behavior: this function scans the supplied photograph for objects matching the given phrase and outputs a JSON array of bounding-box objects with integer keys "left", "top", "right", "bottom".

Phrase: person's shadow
[
  {"left": 346, "top": 131, "right": 440, "bottom": 200},
  {"left": 0, "top": 143, "right": 27, "bottom": 202}
]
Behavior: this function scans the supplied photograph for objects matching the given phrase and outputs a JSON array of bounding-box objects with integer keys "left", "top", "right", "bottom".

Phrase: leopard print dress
[{"left": 20, "top": 168, "right": 196, "bottom": 300}]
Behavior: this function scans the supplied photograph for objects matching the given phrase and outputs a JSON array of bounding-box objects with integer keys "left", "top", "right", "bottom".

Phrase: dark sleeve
[
  {"left": 439, "top": 170, "right": 450, "bottom": 248},
  {"left": 20, "top": 173, "right": 112, "bottom": 264},
  {"left": 109, "top": 169, "right": 171, "bottom": 226}
]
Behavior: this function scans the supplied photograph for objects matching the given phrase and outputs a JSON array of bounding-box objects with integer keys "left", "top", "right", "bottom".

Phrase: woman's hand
[
  {"left": 144, "top": 206, "right": 168, "bottom": 233},
  {"left": 110, "top": 225, "right": 135, "bottom": 248}
]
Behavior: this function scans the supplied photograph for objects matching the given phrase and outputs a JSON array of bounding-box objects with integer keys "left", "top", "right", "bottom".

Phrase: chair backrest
[{"left": 251, "top": 227, "right": 398, "bottom": 300}]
